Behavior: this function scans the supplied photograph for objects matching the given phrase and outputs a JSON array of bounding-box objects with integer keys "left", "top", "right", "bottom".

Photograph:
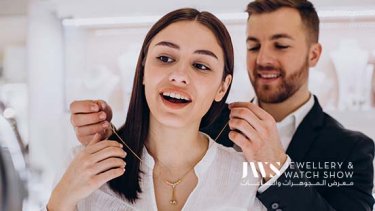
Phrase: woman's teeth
[{"left": 162, "top": 92, "right": 191, "bottom": 101}]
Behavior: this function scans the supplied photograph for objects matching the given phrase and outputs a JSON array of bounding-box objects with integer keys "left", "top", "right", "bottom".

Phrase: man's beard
[{"left": 250, "top": 58, "right": 309, "bottom": 104}]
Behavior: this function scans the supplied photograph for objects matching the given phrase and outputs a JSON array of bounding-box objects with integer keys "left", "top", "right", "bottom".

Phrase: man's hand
[
  {"left": 228, "top": 102, "right": 287, "bottom": 182},
  {"left": 70, "top": 100, "right": 113, "bottom": 145}
]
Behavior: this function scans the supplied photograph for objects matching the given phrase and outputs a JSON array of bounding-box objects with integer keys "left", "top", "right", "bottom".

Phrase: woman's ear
[{"left": 214, "top": 75, "right": 232, "bottom": 102}]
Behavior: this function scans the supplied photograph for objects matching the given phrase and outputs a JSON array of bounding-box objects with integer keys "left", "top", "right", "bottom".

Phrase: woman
[{"left": 47, "top": 8, "right": 265, "bottom": 211}]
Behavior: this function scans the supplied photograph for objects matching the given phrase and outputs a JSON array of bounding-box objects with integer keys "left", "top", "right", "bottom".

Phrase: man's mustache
[{"left": 255, "top": 65, "right": 280, "bottom": 71}]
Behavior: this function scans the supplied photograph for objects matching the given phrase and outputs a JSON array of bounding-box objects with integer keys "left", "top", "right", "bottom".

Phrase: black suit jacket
[{"left": 202, "top": 96, "right": 374, "bottom": 211}]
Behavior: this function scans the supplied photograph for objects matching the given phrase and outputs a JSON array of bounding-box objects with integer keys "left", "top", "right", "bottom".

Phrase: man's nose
[{"left": 256, "top": 46, "right": 276, "bottom": 67}]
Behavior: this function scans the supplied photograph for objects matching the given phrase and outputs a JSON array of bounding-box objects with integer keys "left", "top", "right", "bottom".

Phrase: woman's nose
[{"left": 168, "top": 63, "right": 190, "bottom": 85}]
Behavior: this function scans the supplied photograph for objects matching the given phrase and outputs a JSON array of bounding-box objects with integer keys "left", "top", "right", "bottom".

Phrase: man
[{"left": 69, "top": 0, "right": 374, "bottom": 210}]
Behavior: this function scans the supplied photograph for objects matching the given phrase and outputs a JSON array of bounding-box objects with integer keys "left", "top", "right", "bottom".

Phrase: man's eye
[
  {"left": 275, "top": 44, "right": 289, "bottom": 49},
  {"left": 157, "top": 56, "right": 174, "bottom": 63},
  {"left": 193, "top": 63, "right": 210, "bottom": 71}
]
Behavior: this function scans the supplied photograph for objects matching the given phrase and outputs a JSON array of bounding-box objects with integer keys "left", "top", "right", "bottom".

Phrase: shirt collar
[{"left": 290, "top": 94, "right": 314, "bottom": 129}]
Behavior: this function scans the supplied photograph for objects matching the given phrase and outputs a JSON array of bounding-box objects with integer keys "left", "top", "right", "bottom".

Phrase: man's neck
[{"left": 259, "top": 86, "right": 311, "bottom": 122}]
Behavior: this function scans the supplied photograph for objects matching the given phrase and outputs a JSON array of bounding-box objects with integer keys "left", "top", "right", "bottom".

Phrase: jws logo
[{"left": 242, "top": 162, "right": 282, "bottom": 179}]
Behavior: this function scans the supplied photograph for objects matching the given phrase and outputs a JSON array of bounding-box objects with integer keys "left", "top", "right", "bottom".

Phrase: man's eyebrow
[
  {"left": 246, "top": 34, "right": 294, "bottom": 42},
  {"left": 271, "top": 33, "right": 294, "bottom": 40},
  {"left": 194, "top": 50, "right": 218, "bottom": 60},
  {"left": 154, "top": 41, "right": 180, "bottom": 49}
]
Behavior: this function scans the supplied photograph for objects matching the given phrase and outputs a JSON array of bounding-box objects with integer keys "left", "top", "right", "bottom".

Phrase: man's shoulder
[
  {"left": 311, "top": 111, "right": 374, "bottom": 155},
  {"left": 321, "top": 112, "right": 373, "bottom": 143}
]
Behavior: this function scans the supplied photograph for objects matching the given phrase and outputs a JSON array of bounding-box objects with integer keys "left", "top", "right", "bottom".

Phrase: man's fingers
[
  {"left": 229, "top": 102, "right": 273, "bottom": 121},
  {"left": 94, "top": 100, "right": 107, "bottom": 111},
  {"left": 70, "top": 100, "right": 100, "bottom": 114},
  {"left": 75, "top": 120, "right": 109, "bottom": 137},
  {"left": 228, "top": 130, "right": 252, "bottom": 150},
  {"left": 228, "top": 118, "right": 261, "bottom": 146},
  {"left": 94, "top": 100, "right": 113, "bottom": 122},
  {"left": 71, "top": 112, "right": 108, "bottom": 127},
  {"left": 229, "top": 107, "right": 266, "bottom": 135}
]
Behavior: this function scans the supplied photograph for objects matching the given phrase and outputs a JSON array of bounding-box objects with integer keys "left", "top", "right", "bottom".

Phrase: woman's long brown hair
[{"left": 109, "top": 8, "right": 234, "bottom": 203}]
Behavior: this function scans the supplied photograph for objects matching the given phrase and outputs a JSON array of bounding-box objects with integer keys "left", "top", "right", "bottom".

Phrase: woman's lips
[{"left": 159, "top": 88, "right": 192, "bottom": 109}]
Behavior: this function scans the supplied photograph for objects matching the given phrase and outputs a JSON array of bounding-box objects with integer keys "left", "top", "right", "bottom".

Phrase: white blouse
[{"left": 75, "top": 134, "right": 266, "bottom": 211}]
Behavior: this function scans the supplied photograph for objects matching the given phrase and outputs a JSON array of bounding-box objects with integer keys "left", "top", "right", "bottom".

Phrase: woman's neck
[{"left": 145, "top": 118, "right": 208, "bottom": 169}]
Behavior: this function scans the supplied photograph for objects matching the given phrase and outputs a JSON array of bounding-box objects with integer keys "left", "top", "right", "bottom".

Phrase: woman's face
[{"left": 143, "top": 20, "right": 232, "bottom": 128}]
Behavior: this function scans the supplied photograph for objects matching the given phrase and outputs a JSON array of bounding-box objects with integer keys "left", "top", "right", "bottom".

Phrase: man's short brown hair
[{"left": 246, "top": 0, "right": 320, "bottom": 43}]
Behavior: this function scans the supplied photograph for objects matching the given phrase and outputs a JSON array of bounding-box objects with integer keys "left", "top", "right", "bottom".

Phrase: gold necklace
[
  {"left": 153, "top": 146, "right": 205, "bottom": 205},
  {"left": 110, "top": 121, "right": 228, "bottom": 205}
]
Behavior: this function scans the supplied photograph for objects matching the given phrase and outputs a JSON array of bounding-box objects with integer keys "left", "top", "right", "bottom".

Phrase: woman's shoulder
[
  {"left": 205, "top": 133, "right": 246, "bottom": 167},
  {"left": 76, "top": 184, "right": 135, "bottom": 211}
]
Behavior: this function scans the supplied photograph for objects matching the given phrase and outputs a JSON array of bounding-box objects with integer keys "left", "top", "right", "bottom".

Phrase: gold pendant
[
  {"left": 165, "top": 179, "right": 181, "bottom": 206},
  {"left": 169, "top": 200, "right": 177, "bottom": 205}
]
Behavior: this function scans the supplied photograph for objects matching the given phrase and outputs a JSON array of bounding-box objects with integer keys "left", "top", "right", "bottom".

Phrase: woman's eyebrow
[
  {"left": 154, "top": 41, "right": 218, "bottom": 60},
  {"left": 194, "top": 50, "right": 218, "bottom": 60},
  {"left": 154, "top": 41, "right": 180, "bottom": 49}
]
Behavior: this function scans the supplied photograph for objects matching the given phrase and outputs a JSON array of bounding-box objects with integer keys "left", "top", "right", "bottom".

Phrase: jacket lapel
[{"left": 286, "top": 96, "right": 325, "bottom": 161}]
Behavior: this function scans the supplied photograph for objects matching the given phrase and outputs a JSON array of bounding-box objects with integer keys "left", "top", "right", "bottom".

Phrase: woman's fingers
[
  {"left": 88, "top": 133, "right": 102, "bottom": 146},
  {"left": 92, "top": 157, "right": 126, "bottom": 175},
  {"left": 90, "top": 146, "right": 127, "bottom": 164},
  {"left": 91, "top": 168, "right": 126, "bottom": 188},
  {"left": 87, "top": 140, "right": 123, "bottom": 154}
]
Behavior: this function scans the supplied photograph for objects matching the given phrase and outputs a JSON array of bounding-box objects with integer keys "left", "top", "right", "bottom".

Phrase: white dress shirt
[
  {"left": 71, "top": 133, "right": 267, "bottom": 211},
  {"left": 254, "top": 95, "right": 315, "bottom": 193}
]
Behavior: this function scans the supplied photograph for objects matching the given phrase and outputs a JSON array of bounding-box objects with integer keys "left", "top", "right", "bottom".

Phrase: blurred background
[{"left": 0, "top": 0, "right": 375, "bottom": 210}]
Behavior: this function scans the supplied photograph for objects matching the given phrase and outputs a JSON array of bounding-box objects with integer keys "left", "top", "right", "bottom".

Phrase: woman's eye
[
  {"left": 193, "top": 63, "right": 210, "bottom": 71},
  {"left": 247, "top": 46, "right": 260, "bottom": 52},
  {"left": 157, "top": 56, "right": 174, "bottom": 63}
]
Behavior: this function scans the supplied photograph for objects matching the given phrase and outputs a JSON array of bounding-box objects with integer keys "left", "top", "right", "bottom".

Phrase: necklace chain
[{"left": 110, "top": 121, "right": 228, "bottom": 205}]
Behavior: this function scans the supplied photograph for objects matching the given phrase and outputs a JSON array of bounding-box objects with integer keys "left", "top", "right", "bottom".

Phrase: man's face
[{"left": 246, "top": 8, "right": 314, "bottom": 103}]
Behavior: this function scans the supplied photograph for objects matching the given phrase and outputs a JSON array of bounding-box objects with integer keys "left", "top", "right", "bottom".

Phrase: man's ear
[
  {"left": 308, "top": 42, "right": 322, "bottom": 67},
  {"left": 214, "top": 75, "right": 232, "bottom": 102}
]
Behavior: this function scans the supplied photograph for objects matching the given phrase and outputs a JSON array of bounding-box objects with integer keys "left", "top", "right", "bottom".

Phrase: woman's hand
[{"left": 47, "top": 134, "right": 126, "bottom": 211}]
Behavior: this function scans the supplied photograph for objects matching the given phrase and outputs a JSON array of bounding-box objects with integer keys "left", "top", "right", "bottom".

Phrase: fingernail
[
  {"left": 101, "top": 102, "right": 106, "bottom": 109},
  {"left": 102, "top": 121, "right": 109, "bottom": 128},
  {"left": 119, "top": 144, "right": 123, "bottom": 148},
  {"left": 91, "top": 105, "right": 99, "bottom": 111},
  {"left": 99, "top": 112, "right": 106, "bottom": 120}
]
